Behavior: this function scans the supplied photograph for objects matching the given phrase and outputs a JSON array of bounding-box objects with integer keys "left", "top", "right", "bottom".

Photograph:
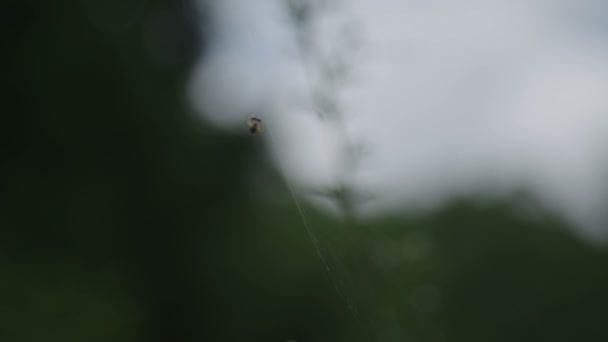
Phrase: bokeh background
[{"left": 3, "top": 1, "right": 608, "bottom": 341}]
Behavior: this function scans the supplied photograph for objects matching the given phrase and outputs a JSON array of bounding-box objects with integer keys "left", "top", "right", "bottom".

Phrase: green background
[{"left": 2, "top": 1, "right": 608, "bottom": 341}]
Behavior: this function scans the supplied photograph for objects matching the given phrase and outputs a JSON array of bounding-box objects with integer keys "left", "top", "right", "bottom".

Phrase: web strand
[{"left": 264, "top": 124, "right": 367, "bottom": 337}]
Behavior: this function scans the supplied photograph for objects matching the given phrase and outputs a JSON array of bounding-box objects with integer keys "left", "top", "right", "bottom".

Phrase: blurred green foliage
[{"left": 2, "top": 1, "right": 608, "bottom": 341}]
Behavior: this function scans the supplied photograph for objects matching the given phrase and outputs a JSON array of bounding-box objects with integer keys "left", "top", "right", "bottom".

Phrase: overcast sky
[{"left": 190, "top": 0, "right": 608, "bottom": 239}]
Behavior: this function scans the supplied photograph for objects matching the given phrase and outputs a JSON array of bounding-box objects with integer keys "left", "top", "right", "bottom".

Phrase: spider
[{"left": 246, "top": 116, "right": 264, "bottom": 134}]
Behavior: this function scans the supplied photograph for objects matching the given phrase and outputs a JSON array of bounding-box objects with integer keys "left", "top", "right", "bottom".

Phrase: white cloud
[{"left": 190, "top": 0, "right": 608, "bottom": 239}]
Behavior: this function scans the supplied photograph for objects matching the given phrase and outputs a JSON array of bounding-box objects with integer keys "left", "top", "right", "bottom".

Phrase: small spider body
[{"left": 246, "top": 117, "right": 264, "bottom": 134}]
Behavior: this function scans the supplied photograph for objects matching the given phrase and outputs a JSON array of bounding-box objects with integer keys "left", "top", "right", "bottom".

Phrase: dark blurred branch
[{"left": 284, "top": 0, "right": 365, "bottom": 219}]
